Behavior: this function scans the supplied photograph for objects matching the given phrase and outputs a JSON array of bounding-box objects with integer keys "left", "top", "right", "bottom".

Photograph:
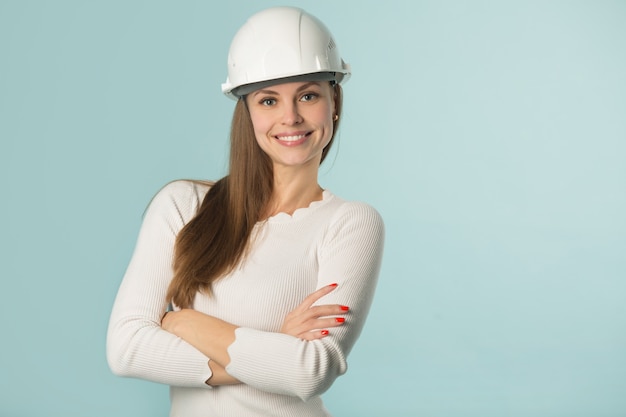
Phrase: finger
[
  {"left": 293, "top": 283, "right": 339, "bottom": 313},
  {"left": 303, "top": 304, "right": 350, "bottom": 319},
  {"left": 289, "top": 304, "right": 349, "bottom": 327},
  {"left": 298, "top": 329, "right": 331, "bottom": 341},
  {"left": 308, "top": 316, "right": 347, "bottom": 332},
  {"left": 283, "top": 304, "right": 349, "bottom": 335},
  {"left": 289, "top": 316, "right": 347, "bottom": 337}
]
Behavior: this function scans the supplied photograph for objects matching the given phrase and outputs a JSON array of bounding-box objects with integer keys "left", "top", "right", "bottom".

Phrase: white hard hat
[{"left": 222, "top": 6, "right": 351, "bottom": 99}]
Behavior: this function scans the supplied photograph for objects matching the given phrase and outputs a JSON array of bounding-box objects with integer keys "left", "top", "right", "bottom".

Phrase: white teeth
[{"left": 278, "top": 134, "right": 306, "bottom": 142}]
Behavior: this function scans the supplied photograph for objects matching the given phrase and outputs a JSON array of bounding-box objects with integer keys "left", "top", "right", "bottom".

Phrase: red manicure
[
  {"left": 335, "top": 317, "right": 345, "bottom": 323},
  {"left": 321, "top": 330, "right": 329, "bottom": 335},
  {"left": 328, "top": 283, "right": 338, "bottom": 288},
  {"left": 340, "top": 305, "right": 350, "bottom": 311}
]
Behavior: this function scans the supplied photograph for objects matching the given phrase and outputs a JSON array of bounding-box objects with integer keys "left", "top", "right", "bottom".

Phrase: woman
[{"left": 107, "top": 6, "right": 384, "bottom": 416}]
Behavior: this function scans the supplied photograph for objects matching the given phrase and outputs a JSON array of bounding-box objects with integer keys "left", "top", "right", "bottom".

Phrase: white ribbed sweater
[{"left": 107, "top": 180, "right": 384, "bottom": 417}]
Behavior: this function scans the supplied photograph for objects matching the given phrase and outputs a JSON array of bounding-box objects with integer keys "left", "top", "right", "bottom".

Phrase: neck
[{"left": 265, "top": 164, "right": 323, "bottom": 217}]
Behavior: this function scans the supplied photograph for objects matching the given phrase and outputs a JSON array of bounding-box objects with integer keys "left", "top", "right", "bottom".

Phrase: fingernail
[
  {"left": 329, "top": 283, "right": 338, "bottom": 287},
  {"left": 340, "top": 305, "right": 350, "bottom": 311},
  {"left": 335, "top": 317, "right": 345, "bottom": 323},
  {"left": 321, "top": 330, "right": 329, "bottom": 335}
]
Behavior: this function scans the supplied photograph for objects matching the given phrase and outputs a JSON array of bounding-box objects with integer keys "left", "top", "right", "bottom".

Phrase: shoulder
[
  {"left": 147, "top": 179, "right": 212, "bottom": 225},
  {"left": 156, "top": 179, "right": 211, "bottom": 201},
  {"left": 330, "top": 195, "right": 384, "bottom": 225},
  {"left": 325, "top": 194, "right": 385, "bottom": 239},
  {"left": 317, "top": 194, "right": 385, "bottom": 260}
]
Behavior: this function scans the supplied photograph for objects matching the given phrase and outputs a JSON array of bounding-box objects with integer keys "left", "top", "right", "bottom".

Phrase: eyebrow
[{"left": 251, "top": 82, "right": 321, "bottom": 98}]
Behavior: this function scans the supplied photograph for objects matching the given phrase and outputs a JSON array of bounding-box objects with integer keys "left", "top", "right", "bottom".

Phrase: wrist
[{"left": 161, "top": 309, "right": 190, "bottom": 335}]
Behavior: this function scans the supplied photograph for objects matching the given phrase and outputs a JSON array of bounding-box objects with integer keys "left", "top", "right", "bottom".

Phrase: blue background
[{"left": 1, "top": 1, "right": 625, "bottom": 416}]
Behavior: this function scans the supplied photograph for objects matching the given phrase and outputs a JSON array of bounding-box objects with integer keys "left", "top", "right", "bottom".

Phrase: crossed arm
[
  {"left": 161, "top": 283, "right": 349, "bottom": 386},
  {"left": 107, "top": 181, "right": 384, "bottom": 397}
]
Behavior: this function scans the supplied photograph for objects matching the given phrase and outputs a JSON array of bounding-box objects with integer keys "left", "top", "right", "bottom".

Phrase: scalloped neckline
[{"left": 263, "top": 190, "right": 333, "bottom": 223}]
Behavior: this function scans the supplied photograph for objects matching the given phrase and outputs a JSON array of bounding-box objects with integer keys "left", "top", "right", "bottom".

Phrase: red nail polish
[
  {"left": 335, "top": 317, "right": 345, "bottom": 323},
  {"left": 340, "top": 305, "right": 350, "bottom": 311},
  {"left": 329, "top": 283, "right": 338, "bottom": 287},
  {"left": 321, "top": 330, "right": 329, "bottom": 335}
]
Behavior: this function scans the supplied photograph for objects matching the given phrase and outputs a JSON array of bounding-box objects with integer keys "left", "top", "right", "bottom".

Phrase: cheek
[{"left": 249, "top": 111, "right": 273, "bottom": 144}]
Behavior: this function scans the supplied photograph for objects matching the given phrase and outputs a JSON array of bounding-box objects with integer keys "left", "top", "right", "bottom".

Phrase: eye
[
  {"left": 300, "top": 92, "right": 318, "bottom": 102},
  {"left": 259, "top": 97, "right": 277, "bottom": 106}
]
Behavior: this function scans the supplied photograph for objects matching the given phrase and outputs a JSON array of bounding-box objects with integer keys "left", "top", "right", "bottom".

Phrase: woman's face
[{"left": 246, "top": 81, "right": 335, "bottom": 172}]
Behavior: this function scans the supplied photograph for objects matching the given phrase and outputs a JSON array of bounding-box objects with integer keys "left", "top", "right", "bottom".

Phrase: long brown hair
[{"left": 166, "top": 83, "right": 343, "bottom": 308}]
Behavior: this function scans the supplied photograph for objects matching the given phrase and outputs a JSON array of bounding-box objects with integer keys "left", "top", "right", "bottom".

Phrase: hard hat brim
[{"left": 227, "top": 71, "right": 347, "bottom": 99}]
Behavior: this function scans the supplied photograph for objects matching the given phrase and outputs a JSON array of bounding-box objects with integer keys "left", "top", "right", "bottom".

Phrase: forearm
[
  {"left": 107, "top": 316, "right": 214, "bottom": 387},
  {"left": 162, "top": 309, "right": 238, "bottom": 368},
  {"left": 225, "top": 327, "right": 346, "bottom": 400}
]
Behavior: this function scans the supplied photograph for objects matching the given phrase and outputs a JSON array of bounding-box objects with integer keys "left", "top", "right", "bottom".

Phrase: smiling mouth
[{"left": 274, "top": 132, "right": 311, "bottom": 142}]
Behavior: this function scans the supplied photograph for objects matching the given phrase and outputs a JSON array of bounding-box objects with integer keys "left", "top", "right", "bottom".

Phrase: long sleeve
[
  {"left": 224, "top": 201, "right": 385, "bottom": 401},
  {"left": 106, "top": 180, "right": 213, "bottom": 387}
]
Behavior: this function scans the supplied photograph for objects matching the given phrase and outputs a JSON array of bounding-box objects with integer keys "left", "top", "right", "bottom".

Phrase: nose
[{"left": 281, "top": 101, "right": 303, "bottom": 125}]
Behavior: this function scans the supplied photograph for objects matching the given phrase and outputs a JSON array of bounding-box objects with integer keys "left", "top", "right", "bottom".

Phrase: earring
[{"left": 333, "top": 114, "right": 339, "bottom": 122}]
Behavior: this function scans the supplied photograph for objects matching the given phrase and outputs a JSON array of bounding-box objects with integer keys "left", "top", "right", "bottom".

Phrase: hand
[{"left": 280, "top": 283, "right": 349, "bottom": 341}]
